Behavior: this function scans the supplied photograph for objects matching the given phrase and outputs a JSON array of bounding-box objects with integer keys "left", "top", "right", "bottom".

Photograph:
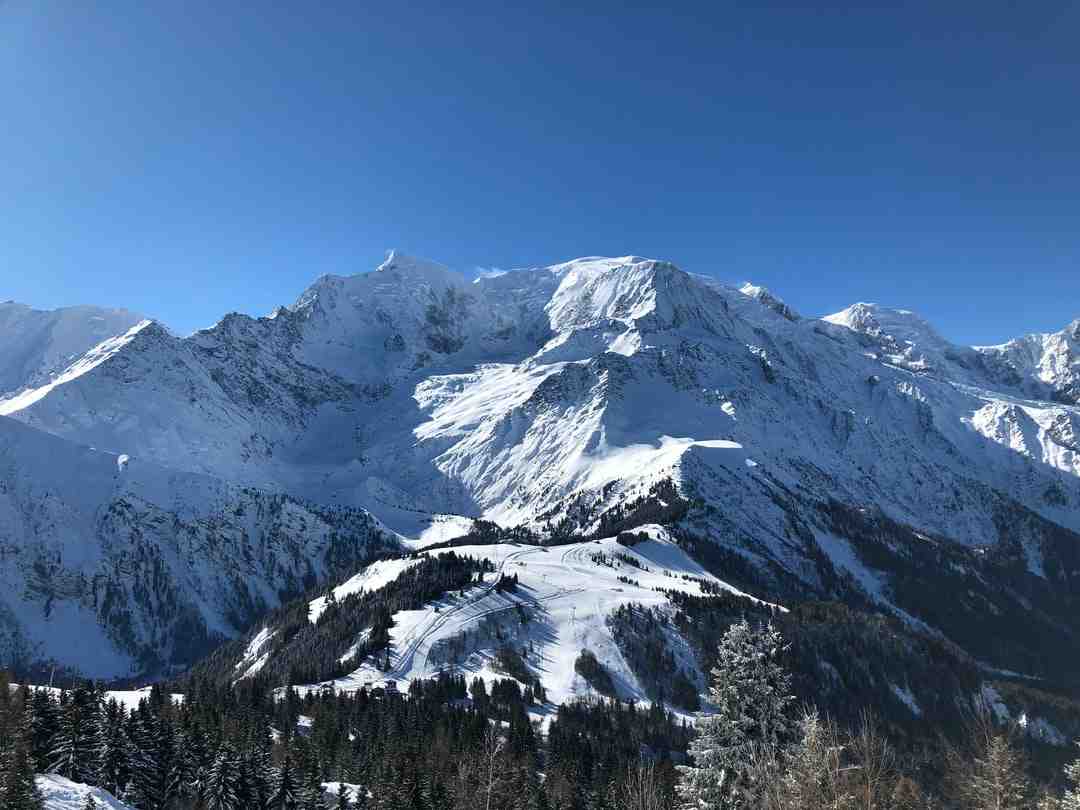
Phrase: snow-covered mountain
[
  {"left": 825, "top": 301, "right": 1080, "bottom": 405},
  {"left": 975, "top": 318, "right": 1080, "bottom": 405},
  {"left": 3, "top": 253, "right": 1079, "bottom": 697},
  {"left": 0, "top": 414, "right": 399, "bottom": 677},
  {"left": 0, "top": 301, "right": 143, "bottom": 404}
]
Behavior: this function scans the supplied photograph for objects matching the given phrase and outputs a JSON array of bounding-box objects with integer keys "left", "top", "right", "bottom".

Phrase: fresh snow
[
  {"left": 0, "top": 414, "right": 397, "bottom": 677},
  {"left": 11, "top": 684, "right": 184, "bottom": 712},
  {"left": 322, "top": 782, "right": 369, "bottom": 801},
  {"left": 412, "top": 514, "right": 476, "bottom": 549},
  {"left": 308, "top": 557, "right": 421, "bottom": 623},
  {"left": 234, "top": 627, "right": 278, "bottom": 680},
  {"left": 281, "top": 527, "right": 782, "bottom": 710},
  {"left": 0, "top": 252, "right": 1078, "bottom": 682},
  {"left": 36, "top": 775, "right": 135, "bottom": 810},
  {"left": 0, "top": 302, "right": 143, "bottom": 404},
  {"left": 0, "top": 320, "right": 153, "bottom": 416}
]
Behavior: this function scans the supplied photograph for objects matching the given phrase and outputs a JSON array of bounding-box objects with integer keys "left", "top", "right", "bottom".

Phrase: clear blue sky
[{"left": 1, "top": 1, "right": 1077, "bottom": 343}]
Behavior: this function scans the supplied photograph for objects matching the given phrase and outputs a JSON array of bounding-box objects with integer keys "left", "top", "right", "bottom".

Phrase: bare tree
[
  {"left": 946, "top": 701, "right": 1033, "bottom": 810},
  {"left": 775, "top": 709, "right": 849, "bottom": 810},
  {"left": 889, "top": 775, "right": 930, "bottom": 810},
  {"left": 738, "top": 708, "right": 849, "bottom": 810},
  {"left": 619, "top": 759, "right": 668, "bottom": 810},
  {"left": 848, "top": 710, "right": 897, "bottom": 810},
  {"left": 746, "top": 708, "right": 915, "bottom": 810}
]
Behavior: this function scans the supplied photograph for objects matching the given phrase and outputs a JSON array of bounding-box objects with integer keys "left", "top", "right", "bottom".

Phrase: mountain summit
[{"left": 1, "top": 255, "right": 1078, "bottom": 692}]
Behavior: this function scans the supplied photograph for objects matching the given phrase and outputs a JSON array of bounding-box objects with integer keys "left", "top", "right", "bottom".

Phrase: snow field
[
  {"left": 285, "top": 526, "right": 780, "bottom": 712},
  {"left": 36, "top": 775, "right": 135, "bottom": 810}
]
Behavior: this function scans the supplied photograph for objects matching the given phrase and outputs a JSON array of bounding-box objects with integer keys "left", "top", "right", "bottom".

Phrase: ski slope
[{"left": 284, "top": 526, "right": 781, "bottom": 708}]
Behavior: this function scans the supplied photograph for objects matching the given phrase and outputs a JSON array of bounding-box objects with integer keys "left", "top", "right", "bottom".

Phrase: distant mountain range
[{"left": 2, "top": 254, "right": 1078, "bottom": 737}]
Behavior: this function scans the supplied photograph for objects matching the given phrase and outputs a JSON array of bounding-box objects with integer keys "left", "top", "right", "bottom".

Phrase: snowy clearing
[{"left": 37, "top": 774, "right": 135, "bottom": 810}]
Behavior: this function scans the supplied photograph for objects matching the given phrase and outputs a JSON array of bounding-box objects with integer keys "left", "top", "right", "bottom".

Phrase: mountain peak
[
  {"left": 823, "top": 302, "right": 947, "bottom": 346},
  {"left": 739, "top": 283, "right": 800, "bottom": 321},
  {"left": 0, "top": 303, "right": 147, "bottom": 403},
  {"left": 375, "top": 250, "right": 466, "bottom": 286}
]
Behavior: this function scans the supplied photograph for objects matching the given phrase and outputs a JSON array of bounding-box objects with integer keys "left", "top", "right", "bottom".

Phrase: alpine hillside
[{"left": 2, "top": 253, "right": 1079, "bottom": 737}]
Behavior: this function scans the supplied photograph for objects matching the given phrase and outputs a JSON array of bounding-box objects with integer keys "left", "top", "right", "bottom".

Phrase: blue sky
[{"left": 1, "top": 1, "right": 1077, "bottom": 343}]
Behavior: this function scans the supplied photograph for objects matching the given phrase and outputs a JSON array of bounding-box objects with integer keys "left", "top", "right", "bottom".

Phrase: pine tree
[
  {"left": 299, "top": 766, "right": 325, "bottom": 810},
  {"left": 0, "top": 697, "right": 45, "bottom": 810},
  {"left": 0, "top": 671, "right": 13, "bottom": 752},
  {"left": 124, "top": 708, "right": 177, "bottom": 810},
  {"left": 48, "top": 685, "right": 100, "bottom": 784},
  {"left": 94, "top": 698, "right": 129, "bottom": 796},
  {"left": 764, "top": 709, "right": 846, "bottom": 809},
  {"left": 82, "top": 794, "right": 97, "bottom": 810},
  {"left": 28, "top": 689, "right": 60, "bottom": 773},
  {"left": 352, "top": 782, "right": 369, "bottom": 810},
  {"left": 426, "top": 776, "right": 449, "bottom": 810},
  {"left": 336, "top": 785, "right": 354, "bottom": 810},
  {"left": 677, "top": 619, "right": 794, "bottom": 810},
  {"left": 203, "top": 743, "right": 242, "bottom": 810},
  {"left": 238, "top": 731, "right": 274, "bottom": 810},
  {"left": 272, "top": 755, "right": 299, "bottom": 810}
]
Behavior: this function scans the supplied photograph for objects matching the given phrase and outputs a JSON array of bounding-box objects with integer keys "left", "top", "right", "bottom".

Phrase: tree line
[{"left": 6, "top": 619, "right": 1080, "bottom": 809}]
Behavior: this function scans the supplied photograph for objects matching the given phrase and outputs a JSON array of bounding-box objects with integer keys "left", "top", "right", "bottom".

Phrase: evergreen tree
[
  {"left": 336, "top": 785, "right": 354, "bottom": 810},
  {"left": 28, "top": 688, "right": 60, "bottom": 773},
  {"left": 425, "top": 776, "right": 448, "bottom": 810},
  {"left": 203, "top": 743, "right": 242, "bottom": 810},
  {"left": 0, "top": 697, "right": 45, "bottom": 810},
  {"left": 94, "top": 698, "right": 129, "bottom": 796},
  {"left": 272, "top": 755, "right": 299, "bottom": 810},
  {"left": 677, "top": 620, "right": 794, "bottom": 809},
  {"left": 299, "top": 765, "right": 325, "bottom": 810},
  {"left": 1045, "top": 744, "right": 1080, "bottom": 810},
  {"left": 82, "top": 794, "right": 97, "bottom": 810},
  {"left": 763, "top": 709, "right": 846, "bottom": 809},
  {"left": 124, "top": 708, "right": 178, "bottom": 810},
  {"left": 48, "top": 685, "right": 100, "bottom": 783},
  {"left": 238, "top": 731, "right": 275, "bottom": 810}
]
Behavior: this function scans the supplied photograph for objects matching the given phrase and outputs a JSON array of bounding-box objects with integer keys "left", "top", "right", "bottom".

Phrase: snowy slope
[
  {"left": 2, "top": 253, "right": 1079, "bottom": 682},
  {"left": 0, "top": 415, "right": 400, "bottom": 677},
  {"left": 975, "top": 319, "right": 1080, "bottom": 405},
  {"left": 10, "top": 684, "right": 184, "bottom": 712},
  {"left": 825, "top": 302, "right": 1080, "bottom": 405},
  {"left": 0, "top": 301, "right": 143, "bottom": 403},
  {"left": 37, "top": 774, "right": 135, "bottom": 810},
  {"left": 268, "top": 526, "right": 779, "bottom": 710}
]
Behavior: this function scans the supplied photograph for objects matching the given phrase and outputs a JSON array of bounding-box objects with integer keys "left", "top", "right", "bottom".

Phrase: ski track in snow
[{"left": 283, "top": 527, "right": 782, "bottom": 709}]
